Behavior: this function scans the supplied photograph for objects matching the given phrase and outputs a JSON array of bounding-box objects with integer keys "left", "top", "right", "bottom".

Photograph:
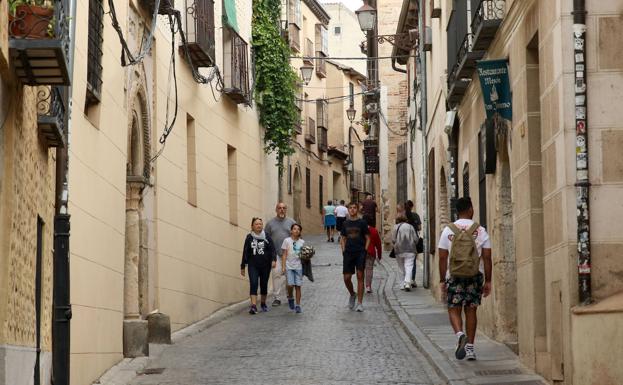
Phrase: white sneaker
[
  {"left": 355, "top": 303, "right": 364, "bottom": 312},
  {"left": 403, "top": 282, "right": 411, "bottom": 292},
  {"left": 465, "top": 344, "right": 477, "bottom": 361}
]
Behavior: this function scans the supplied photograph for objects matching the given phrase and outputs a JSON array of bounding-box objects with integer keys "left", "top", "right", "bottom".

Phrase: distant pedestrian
[
  {"left": 240, "top": 218, "right": 277, "bottom": 314},
  {"left": 391, "top": 216, "right": 417, "bottom": 291},
  {"left": 361, "top": 194, "right": 378, "bottom": 227},
  {"left": 265, "top": 203, "right": 296, "bottom": 307},
  {"left": 335, "top": 200, "right": 349, "bottom": 242},
  {"left": 340, "top": 202, "right": 370, "bottom": 312},
  {"left": 281, "top": 223, "right": 305, "bottom": 313},
  {"left": 323, "top": 200, "right": 337, "bottom": 242},
  {"left": 405, "top": 200, "right": 423, "bottom": 287},
  {"left": 438, "top": 197, "right": 492, "bottom": 361},
  {"left": 364, "top": 217, "right": 382, "bottom": 293}
]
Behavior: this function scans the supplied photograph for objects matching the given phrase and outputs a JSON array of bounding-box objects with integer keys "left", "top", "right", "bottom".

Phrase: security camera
[{"left": 444, "top": 109, "right": 457, "bottom": 134}]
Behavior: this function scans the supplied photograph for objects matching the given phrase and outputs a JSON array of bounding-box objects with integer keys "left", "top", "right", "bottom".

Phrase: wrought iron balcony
[
  {"left": 315, "top": 52, "right": 327, "bottom": 78},
  {"left": 305, "top": 117, "right": 316, "bottom": 144},
  {"left": 223, "top": 32, "right": 250, "bottom": 105},
  {"left": 140, "top": 0, "right": 175, "bottom": 14},
  {"left": 328, "top": 145, "right": 349, "bottom": 160},
  {"left": 37, "top": 86, "right": 67, "bottom": 147},
  {"left": 303, "top": 38, "right": 314, "bottom": 65},
  {"left": 446, "top": 33, "right": 484, "bottom": 107},
  {"left": 183, "top": 0, "right": 216, "bottom": 68},
  {"left": 9, "top": 0, "right": 71, "bottom": 85},
  {"left": 318, "top": 127, "right": 328, "bottom": 152},
  {"left": 289, "top": 24, "right": 301, "bottom": 52},
  {"left": 471, "top": 0, "right": 505, "bottom": 51}
]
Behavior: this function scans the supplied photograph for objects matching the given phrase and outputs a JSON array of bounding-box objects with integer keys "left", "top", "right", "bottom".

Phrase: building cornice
[
  {"left": 303, "top": 0, "right": 331, "bottom": 25},
  {"left": 327, "top": 60, "right": 367, "bottom": 81}
]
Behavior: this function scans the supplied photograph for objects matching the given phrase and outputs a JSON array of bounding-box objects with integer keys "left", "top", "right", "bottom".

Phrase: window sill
[{"left": 572, "top": 291, "right": 623, "bottom": 315}]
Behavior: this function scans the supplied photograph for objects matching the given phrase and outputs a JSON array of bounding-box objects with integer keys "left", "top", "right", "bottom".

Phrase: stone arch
[{"left": 127, "top": 84, "right": 151, "bottom": 180}]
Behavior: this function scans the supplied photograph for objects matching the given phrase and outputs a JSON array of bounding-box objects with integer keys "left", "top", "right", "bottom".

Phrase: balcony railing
[
  {"left": 447, "top": 33, "right": 484, "bottom": 107},
  {"left": 471, "top": 0, "right": 505, "bottom": 51},
  {"left": 37, "top": 86, "right": 67, "bottom": 147},
  {"left": 316, "top": 99, "right": 328, "bottom": 130},
  {"left": 305, "top": 117, "right": 316, "bottom": 144},
  {"left": 304, "top": 38, "right": 314, "bottom": 65},
  {"left": 352, "top": 170, "right": 363, "bottom": 191},
  {"left": 9, "top": 0, "right": 71, "bottom": 85},
  {"left": 318, "top": 127, "right": 328, "bottom": 152},
  {"left": 315, "top": 52, "right": 327, "bottom": 78},
  {"left": 183, "top": 0, "right": 216, "bottom": 68},
  {"left": 223, "top": 32, "right": 250, "bottom": 105},
  {"left": 289, "top": 24, "right": 301, "bottom": 52}
]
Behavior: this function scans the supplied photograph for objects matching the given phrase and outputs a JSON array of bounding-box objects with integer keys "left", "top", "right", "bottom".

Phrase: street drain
[
  {"left": 138, "top": 368, "right": 165, "bottom": 375},
  {"left": 474, "top": 368, "right": 522, "bottom": 376}
]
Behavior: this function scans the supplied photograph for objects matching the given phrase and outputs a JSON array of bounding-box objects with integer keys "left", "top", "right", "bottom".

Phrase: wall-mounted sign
[
  {"left": 476, "top": 59, "right": 512, "bottom": 121},
  {"left": 363, "top": 139, "right": 379, "bottom": 174}
]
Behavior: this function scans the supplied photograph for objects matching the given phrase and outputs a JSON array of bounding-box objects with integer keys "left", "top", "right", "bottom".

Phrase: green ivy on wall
[{"left": 252, "top": 0, "right": 299, "bottom": 165}]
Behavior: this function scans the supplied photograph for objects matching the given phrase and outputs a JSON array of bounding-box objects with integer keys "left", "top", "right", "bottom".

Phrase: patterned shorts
[{"left": 446, "top": 273, "right": 484, "bottom": 308}]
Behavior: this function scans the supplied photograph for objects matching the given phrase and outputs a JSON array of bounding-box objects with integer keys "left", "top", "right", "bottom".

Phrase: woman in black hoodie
[{"left": 241, "top": 217, "right": 277, "bottom": 314}]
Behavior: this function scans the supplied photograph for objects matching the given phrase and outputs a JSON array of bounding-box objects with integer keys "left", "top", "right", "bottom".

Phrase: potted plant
[{"left": 8, "top": 0, "right": 55, "bottom": 39}]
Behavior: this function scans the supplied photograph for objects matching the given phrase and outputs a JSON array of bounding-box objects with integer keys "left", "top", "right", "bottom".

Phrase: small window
[
  {"left": 306, "top": 168, "right": 311, "bottom": 208},
  {"left": 334, "top": 26, "right": 341, "bottom": 35},
  {"left": 319, "top": 175, "right": 323, "bottom": 213}
]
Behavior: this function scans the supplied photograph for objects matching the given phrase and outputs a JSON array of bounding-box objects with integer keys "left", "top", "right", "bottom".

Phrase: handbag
[
  {"left": 416, "top": 234, "right": 424, "bottom": 254},
  {"left": 389, "top": 223, "right": 404, "bottom": 259}
]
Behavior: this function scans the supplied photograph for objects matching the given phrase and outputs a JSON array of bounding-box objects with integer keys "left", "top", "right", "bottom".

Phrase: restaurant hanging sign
[{"left": 476, "top": 59, "right": 512, "bottom": 121}]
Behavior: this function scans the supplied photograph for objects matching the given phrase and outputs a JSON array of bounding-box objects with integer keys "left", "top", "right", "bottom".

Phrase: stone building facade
[
  {"left": 322, "top": 2, "right": 367, "bottom": 75},
  {"left": 398, "top": 0, "right": 623, "bottom": 383},
  {"left": 67, "top": 0, "right": 274, "bottom": 383}
]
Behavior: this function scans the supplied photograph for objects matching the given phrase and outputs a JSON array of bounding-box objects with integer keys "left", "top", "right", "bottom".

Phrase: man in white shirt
[
  {"left": 438, "top": 197, "right": 492, "bottom": 361},
  {"left": 335, "top": 200, "right": 349, "bottom": 242}
]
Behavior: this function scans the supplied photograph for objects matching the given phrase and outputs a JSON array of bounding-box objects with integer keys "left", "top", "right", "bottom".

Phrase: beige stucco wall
[
  {"left": 68, "top": 0, "right": 271, "bottom": 382},
  {"left": 322, "top": 3, "right": 367, "bottom": 75},
  {"left": 421, "top": 0, "right": 623, "bottom": 383}
]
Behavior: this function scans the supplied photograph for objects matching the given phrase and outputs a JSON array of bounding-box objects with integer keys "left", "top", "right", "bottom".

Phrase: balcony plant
[{"left": 8, "top": 0, "right": 55, "bottom": 39}]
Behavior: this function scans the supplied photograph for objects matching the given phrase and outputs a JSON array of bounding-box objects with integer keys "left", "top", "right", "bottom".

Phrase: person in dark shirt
[
  {"left": 340, "top": 202, "right": 370, "bottom": 312},
  {"left": 361, "top": 193, "right": 378, "bottom": 227},
  {"left": 241, "top": 217, "right": 277, "bottom": 314},
  {"left": 405, "top": 200, "right": 422, "bottom": 286}
]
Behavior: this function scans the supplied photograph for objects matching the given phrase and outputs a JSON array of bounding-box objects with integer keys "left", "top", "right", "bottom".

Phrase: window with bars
[
  {"left": 183, "top": 0, "right": 216, "bottom": 68},
  {"left": 478, "top": 132, "right": 487, "bottom": 228},
  {"left": 318, "top": 127, "right": 328, "bottom": 152},
  {"left": 315, "top": 24, "right": 328, "bottom": 77},
  {"left": 349, "top": 82, "right": 355, "bottom": 107},
  {"left": 304, "top": 38, "right": 314, "bottom": 64},
  {"left": 319, "top": 175, "right": 323, "bottom": 213},
  {"left": 397, "top": 142, "right": 408, "bottom": 205},
  {"left": 305, "top": 117, "right": 316, "bottom": 143},
  {"left": 316, "top": 99, "right": 328, "bottom": 129},
  {"left": 463, "top": 162, "right": 470, "bottom": 198},
  {"left": 288, "top": 0, "right": 302, "bottom": 51},
  {"left": 306, "top": 168, "right": 311, "bottom": 208},
  {"left": 86, "top": 0, "right": 104, "bottom": 105},
  {"left": 223, "top": 28, "right": 250, "bottom": 104},
  {"left": 294, "top": 90, "right": 303, "bottom": 134}
]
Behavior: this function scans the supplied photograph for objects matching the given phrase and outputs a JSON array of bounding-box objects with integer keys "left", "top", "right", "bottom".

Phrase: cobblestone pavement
[{"left": 129, "top": 235, "right": 443, "bottom": 385}]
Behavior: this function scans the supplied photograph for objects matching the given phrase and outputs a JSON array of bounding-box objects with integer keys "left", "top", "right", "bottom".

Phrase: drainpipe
[
  {"left": 573, "top": 0, "right": 591, "bottom": 305},
  {"left": 53, "top": 0, "right": 77, "bottom": 382},
  {"left": 418, "top": 0, "right": 430, "bottom": 288}
]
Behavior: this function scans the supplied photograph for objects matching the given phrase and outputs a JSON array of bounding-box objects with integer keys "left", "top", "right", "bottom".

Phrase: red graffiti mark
[{"left": 576, "top": 120, "right": 586, "bottom": 134}]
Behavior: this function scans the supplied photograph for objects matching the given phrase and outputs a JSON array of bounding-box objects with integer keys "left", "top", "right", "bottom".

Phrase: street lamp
[
  {"left": 300, "top": 64, "right": 314, "bottom": 85},
  {"left": 346, "top": 106, "right": 357, "bottom": 123},
  {"left": 355, "top": 2, "right": 377, "bottom": 32}
]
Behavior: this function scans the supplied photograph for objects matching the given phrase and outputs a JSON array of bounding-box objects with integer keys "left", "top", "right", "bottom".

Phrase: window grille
[
  {"left": 319, "top": 175, "right": 323, "bottom": 213},
  {"left": 306, "top": 168, "right": 311, "bottom": 208},
  {"left": 463, "top": 162, "right": 470, "bottom": 198},
  {"left": 86, "top": 0, "right": 104, "bottom": 105}
]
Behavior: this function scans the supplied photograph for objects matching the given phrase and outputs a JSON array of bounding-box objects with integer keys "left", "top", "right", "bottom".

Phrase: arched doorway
[
  {"left": 292, "top": 166, "right": 302, "bottom": 223},
  {"left": 124, "top": 88, "right": 151, "bottom": 357}
]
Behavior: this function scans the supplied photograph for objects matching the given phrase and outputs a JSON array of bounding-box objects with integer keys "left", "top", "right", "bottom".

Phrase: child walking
[{"left": 281, "top": 223, "right": 305, "bottom": 313}]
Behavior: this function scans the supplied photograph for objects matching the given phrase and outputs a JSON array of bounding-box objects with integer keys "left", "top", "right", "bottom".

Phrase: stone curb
[
  {"left": 93, "top": 300, "right": 248, "bottom": 385},
  {"left": 379, "top": 258, "right": 467, "bottom": 385}
]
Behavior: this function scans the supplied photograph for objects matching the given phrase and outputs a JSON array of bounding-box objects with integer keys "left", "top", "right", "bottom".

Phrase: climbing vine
[{"left": 252, "top": 0, "right": 299, "bottom": 165}]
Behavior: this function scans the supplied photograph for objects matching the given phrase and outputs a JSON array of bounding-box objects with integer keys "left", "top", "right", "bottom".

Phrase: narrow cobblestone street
[{"left": 127, "top": 235, "right": 443, "bottom": 385}]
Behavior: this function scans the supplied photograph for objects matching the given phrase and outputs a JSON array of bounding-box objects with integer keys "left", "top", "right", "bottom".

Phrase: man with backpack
[{"left": 438, "top": 197, "right": 492, "bottom": 361}]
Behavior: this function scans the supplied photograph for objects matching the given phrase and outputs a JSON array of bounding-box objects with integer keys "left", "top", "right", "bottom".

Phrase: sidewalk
[{"left": 380, "top": 257, "right": 547, "bottom": 385}]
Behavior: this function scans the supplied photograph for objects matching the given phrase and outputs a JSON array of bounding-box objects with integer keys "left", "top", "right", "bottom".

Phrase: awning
[{"left": 223, "top": 0, "right": 239, "bottom": 33}]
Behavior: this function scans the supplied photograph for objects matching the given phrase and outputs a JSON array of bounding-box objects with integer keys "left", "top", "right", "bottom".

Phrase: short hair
[
  {"left": 396, "top": 216, "right": 408, "bottom": 224},
  {"left": 291, "top": 223, "right": 302, "bottom": 232},
  {"left": 348, "top": 201, "right": 359, "bottom": 208},
  {"left": 275, "top": 202, "right": 287, "bottom": 209},
  {"left": 366, "top": 193, "right": 373, "bottom": 198},
  {"left": 251, "top": 217, "right": 263, "bottom": 226},
  {"left": 327, "top": 200, "right": 333, "bottom": 205},
  {"left": 455, "top": 197, "right": 473, "bottom": 214},
  {"left": 340, "top": 200, "right": 345, "bottom": 205}
]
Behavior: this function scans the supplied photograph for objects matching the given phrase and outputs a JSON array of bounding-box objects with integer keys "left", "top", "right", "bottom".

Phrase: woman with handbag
[{"left": 391, "top": 216, "right": 418, "bottom": 291}]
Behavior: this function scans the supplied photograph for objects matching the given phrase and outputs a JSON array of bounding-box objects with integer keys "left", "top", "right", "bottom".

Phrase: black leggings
[{"left": 248, "top": 264, "right": 271, "bottom": 296}]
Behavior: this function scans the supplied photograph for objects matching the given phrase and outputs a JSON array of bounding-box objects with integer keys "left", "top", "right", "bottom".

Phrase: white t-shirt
[
  {"left": 281, "top": 237, "right": 305, "bottom": 270},
  {"left": 335, "top": 205, "right": 349, "bottom": 218},
  {"left": 438, "top": 219, "right": 491, "bottom": 279}
]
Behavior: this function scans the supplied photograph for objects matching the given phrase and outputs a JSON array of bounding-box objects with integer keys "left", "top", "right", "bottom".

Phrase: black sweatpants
[{"left": 248, "top": 264, "right": 271, "bottom": 296}]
